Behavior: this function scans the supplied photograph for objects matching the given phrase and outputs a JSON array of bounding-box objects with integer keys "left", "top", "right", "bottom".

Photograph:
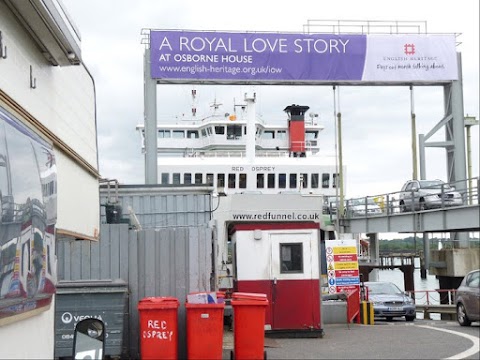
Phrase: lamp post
[{"left": 464, "top": 115, "right": 479, "bottom": 204}]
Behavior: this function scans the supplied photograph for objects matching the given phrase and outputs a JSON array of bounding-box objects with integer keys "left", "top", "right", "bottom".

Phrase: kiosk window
[{"left": 280, "top": 243, "right": 303, "bottom": 273}]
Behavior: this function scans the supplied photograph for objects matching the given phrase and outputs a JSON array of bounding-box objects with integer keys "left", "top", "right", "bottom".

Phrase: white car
[
  {"left": 345, "top": 197, "right": 382, "bottom": 217},
  {"left": 399, "top": 179, "right": 463, "bottom": 212}
]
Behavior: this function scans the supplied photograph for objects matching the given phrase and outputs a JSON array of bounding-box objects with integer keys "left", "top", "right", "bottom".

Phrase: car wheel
[
  {"left": 457, "top": 303, "right": 471, "bottom": 326},
  {"left": 405, "top": 315, "right": 415, "bottom": 322}
]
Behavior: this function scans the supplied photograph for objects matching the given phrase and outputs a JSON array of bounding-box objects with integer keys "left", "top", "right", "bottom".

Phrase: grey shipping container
[{"left": 54, "top": 279, "right": 129, "bottom": 359}]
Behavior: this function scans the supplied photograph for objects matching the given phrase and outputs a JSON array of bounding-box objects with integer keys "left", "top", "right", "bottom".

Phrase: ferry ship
[
  {"left": 136, "top": 90, "right": 345, "bottom": 335},
  {"left": 136, "top": 90, "right": 344, "bottom": 198}
]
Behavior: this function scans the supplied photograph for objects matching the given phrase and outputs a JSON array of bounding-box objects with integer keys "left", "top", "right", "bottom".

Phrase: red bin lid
[
  {"left": 232, "top": 292, "right": 268, "bottom": 302},
  {"left": 138, "top": 296, "right": 179, "bottom": 309}
]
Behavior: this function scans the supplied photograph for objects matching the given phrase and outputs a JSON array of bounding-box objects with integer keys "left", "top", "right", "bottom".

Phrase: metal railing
[
  {"left": 406, "top": 289, "right": 457, "bottom": 319},
  {"left": 332, "top": 177, "right": 479, "bottom": 219}
]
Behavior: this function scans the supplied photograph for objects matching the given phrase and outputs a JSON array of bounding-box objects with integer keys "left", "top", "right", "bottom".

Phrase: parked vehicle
[
  {"left": 364, "top": 281, "right": 416, "bottom": 321},
  {"left": 455, "top": 269, "right": 480, "bottom": 326},
  {"left": 398, "top": 179, "right": 463, "bottom": 212},
  {"left": 345, "top": 197, "right": 382, "bottom": 217}
]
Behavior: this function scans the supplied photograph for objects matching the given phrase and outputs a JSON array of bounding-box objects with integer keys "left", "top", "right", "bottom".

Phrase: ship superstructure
[{"left": 136, "top": 91, "right": 343, "bottom": 197}]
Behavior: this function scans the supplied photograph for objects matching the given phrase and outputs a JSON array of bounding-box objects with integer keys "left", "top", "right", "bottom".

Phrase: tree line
[{"left": 379, "top": 236, "right": 480, "bottom": 252}]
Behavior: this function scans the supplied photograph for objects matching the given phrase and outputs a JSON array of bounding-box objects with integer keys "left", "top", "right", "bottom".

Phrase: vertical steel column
[
  {"left": 410, "top": 86, "right": 418, "bottom": 180},
  {"left": 418, "top": 134, "right": 426, "bottom": 179},
  {"left": 445, "top": 53, "right": 467, "bottom": 188},
  {"left": 144, "top": 48, "right": 158, "bottom": 184},
  {"left": 445, "top": 53, "right": 468, "bottom": 248},
  {"left": 337, "top": 112, "right": 344, "bottom": 218}
]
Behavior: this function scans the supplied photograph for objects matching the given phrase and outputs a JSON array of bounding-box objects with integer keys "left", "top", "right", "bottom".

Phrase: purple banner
[{"left": 150, "top": 31, "right": 367, "bottom": 82}]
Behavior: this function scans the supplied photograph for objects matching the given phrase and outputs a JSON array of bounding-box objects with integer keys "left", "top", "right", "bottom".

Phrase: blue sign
[{"left": 150, "top": 31, "right": 458, "bottom": 83}]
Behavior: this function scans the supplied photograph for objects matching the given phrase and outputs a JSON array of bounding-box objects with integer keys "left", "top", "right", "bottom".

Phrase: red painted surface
[
  {"left": 236, "top": 279, "right": 320, "bottom": 330},
  {"left": 230, "top": 222, "right": 319, "bottom": 234},
  {"left": 289, "top": 119, "right": 306, "bottom": 152}
]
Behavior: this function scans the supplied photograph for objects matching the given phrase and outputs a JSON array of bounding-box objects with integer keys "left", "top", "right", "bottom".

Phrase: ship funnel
[{"left": 284, "top": 104, "right": 309, "bottom": 156}]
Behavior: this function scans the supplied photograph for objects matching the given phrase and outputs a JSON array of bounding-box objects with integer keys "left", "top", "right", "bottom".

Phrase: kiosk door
[{"left": 270, "top": 232, "right": 320, "bottom": 330}]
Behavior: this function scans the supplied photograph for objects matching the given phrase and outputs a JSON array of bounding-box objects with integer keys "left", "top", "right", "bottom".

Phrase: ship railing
[{"left": 185, "top": 150, "right": 293, "bottom": 158}]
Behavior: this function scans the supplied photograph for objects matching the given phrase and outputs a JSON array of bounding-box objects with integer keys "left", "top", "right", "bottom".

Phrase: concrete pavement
[{"left": 222, "top": 320, "right": 480, "bottom": 359}]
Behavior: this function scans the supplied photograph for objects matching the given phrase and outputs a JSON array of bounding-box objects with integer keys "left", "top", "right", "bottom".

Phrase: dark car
[
  {"left": 455, "top": 269, "right": 480, "bottom": 326},
  {"left": 364, "top": 281, "right": 416, "bottom": 321}
]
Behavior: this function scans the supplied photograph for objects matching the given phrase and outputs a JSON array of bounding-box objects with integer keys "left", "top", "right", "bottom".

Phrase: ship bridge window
[
  {"left": 228, "top": 173, "right": 236, "bottom": 188},
  {"left": 277, "top": 131, "right": 287, "bottom": 139},
  {"left": 257, "top": 174, "right": 264, "bottom": 189},
  {"left": 215, "top": 126, "right": 225, "bottom": 135},
  {"left": 311, "top": 173, "right": 319, "bottom": 189},
  {"left": 184, "top": 173, "right": 192, "bottom": 184},
  {"left": 267, "top": 173, "right": 275, "bottom": 189},
  {"left": 173, "top": 130, "right": 184, "bottom": 138},
  {"left": 227, "top": 125, "right": 242, "bottom": 139},
  {"left": 262, "top": 130, "right": 274, "bottom": 139},
  {"left": 217, "top": 174, "right": 225, "bottom": 188},
  {"left": 290, "top": 174, "right": 297, "bottom": 189},
  {"left": 301, "top": 173, "right": 308, "bottom": 188},
  {"left": 195, "top": 173, "right": 203, "bottom": 184},
  {"left": 201, "top": 129, "right": 207, "bottom": 137},
  {"left": 280, "top": 243, "right": 303, "bottom": 273},
  {"left": 173, "top": 173, "right": 181, "bottom": 184},
  {"left": 239, "top": 174, "right": 247, "bottom": 188},
  {"left": 207, "top": 127, "right": 213, "bottom": 136},
  {"left": 158, "top": 130, "right": 171, "bottom": 138},
  {"left": 161, "top": 173, "right": 169, "bottom": 184},
  {"left": 187, "top": 130, "right": 199, "bottom": 138},
  {"left": 306, "top": 131, "right": 318, "bottom": 139},
  {"left": 322, "top": 173, "right": 330, "bottom": 188},
  {"left": 279, "top": 173, "right": 287, "bottom": 188},
  {"left": 206, "top": 173, "right": 214, "bottom": 186},
  {"left": 333, "top": 173, "right": 339, "bottom": 188}
]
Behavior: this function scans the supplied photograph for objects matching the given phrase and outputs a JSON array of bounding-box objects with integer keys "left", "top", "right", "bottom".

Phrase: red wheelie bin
[
  {"left": 186, "top": 292, "right": 225, "bottom": 359},
  {"left": 138, "top": 297, "right": 179, "bottom": 359},
  {"left": 231, "top": 292, "right": 269, "bottom": 360}
]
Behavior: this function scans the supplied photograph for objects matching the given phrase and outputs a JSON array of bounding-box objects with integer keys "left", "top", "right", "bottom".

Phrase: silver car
[
  {"left": 398, "top": 179, "right": 463, "bottom": 212},
  {"left": 345, "top": 198, "right": 382, "bottom": 217},
  {"left": 456, "top": 269, "right": 480, "bottom": 326},
  {"left": 364, "top": 281, "right": 416, "bottom": 321}
]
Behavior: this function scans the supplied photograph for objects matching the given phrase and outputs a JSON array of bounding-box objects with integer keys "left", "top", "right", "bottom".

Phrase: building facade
[{"left": 0, "top": 1, "right": 99, "bottom": 357}]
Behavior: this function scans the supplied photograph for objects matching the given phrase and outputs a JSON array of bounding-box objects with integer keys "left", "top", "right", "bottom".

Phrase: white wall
[
  {"left": 0, "top": 1, "right": 99, "bottom": 357},
  {"left": 0, "top": 299, "right": 55, "bottom": 359},
  {"left": 0, "top": 1, "right": 99, "bottom": 239}
]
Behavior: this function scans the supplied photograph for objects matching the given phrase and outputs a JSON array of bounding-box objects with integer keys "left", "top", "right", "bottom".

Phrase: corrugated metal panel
[
  {"left": 56, "top": 224, "right": 213, "bottom": 359},
  {"left": 99, "top": 184, "right": 212, "bottom": 228}
]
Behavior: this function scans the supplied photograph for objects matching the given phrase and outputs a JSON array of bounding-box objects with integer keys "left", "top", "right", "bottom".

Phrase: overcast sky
[{"left": 62, "top": 0, "right": 479, "bottom": 199}]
